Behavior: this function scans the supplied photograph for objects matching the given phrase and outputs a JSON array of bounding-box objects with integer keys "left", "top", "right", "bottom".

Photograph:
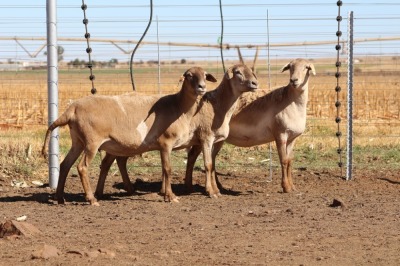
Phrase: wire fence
[{"left": 0, "top": 1, "right": 399, "bottom": 175}]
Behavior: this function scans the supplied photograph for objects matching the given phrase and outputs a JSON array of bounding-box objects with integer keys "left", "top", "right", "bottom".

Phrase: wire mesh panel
[{"left": 0, "top": 1, "right": 399, "bottom": 174}]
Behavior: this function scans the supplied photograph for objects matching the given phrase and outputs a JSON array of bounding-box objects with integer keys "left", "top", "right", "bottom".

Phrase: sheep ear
[
  {"left": 280, "top": 63, "right": 290, "bottom": 73},
  {"left": 206, "top": 73, "right": 217, "bottom": 83},
  {"left": 308, "top": 64, "right": 316, "bottom": 75},
  {"left": 226, "top": 67, "right": 234, "bottom": 79}
]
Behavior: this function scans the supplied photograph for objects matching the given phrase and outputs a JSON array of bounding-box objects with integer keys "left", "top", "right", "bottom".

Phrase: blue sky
[{"left": 0, "top": 1, "right": 399, "bottom": 63}]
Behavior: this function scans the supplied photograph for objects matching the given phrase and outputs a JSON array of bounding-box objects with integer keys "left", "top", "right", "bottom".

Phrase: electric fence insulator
[
  {"left": 335, "top": 0, "right": 343, "bottom": 176},
  {"left": 82, "top": 0, "right": 96, "bottom": 94}
]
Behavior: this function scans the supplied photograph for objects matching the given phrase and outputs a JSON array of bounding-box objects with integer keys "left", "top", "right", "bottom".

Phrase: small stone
[
  {"left": 329, "top": 198, "right": 346, "bottom": 209},
  {"left": 32, "top": 180, "right": 44, "bottom": 187},
  {"left": 98, "top": 248, "right": 116, "bottom": 258},
  {"left": 11, "top": 221, "right": 41, "bottom": 237},
  {"left": 0, "top": 220, "right": 40, "bottom": 238},
  {"left": 31, "top": 244, "right": 61, "bottom": 259},
  {"left": 85, "top": 250, "right": 100, "bottom": 258},
  {"left": 16, "top": 215, "right": 27, "bottom": 222}
]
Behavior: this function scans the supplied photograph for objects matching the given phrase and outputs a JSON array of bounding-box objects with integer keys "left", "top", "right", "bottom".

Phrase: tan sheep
[
  {"left": 42, "top": 66, "right": 216, "bottom": 205},
  {"left": 185, "top": 58, "right": 316, "bottom": 193}
]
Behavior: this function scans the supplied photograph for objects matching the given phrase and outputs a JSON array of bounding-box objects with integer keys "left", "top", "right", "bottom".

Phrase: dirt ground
[{"left": 1, "top": 167, "right": 399, "bottom": 265}]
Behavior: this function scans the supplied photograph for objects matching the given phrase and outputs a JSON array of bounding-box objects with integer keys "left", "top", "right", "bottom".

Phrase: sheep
[
  {"left": 42, "top": 66, "right": 216, "bottom": 205},
  {"left": 184, "top": 58, "right": 316, "bottom": 193},
  {"left": 96, "top": 64, "right": 259, "bottom": 200},
  {"left": 42, "top": 64, "right": 258, "bottom": 205}
]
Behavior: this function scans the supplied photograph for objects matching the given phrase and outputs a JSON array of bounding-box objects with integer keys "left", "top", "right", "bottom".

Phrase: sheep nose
[
  {"left": 249, "top": 80, "right": 258, "bottom": 90},
  {"left": 290, "top": 78, "right": 298, "bottom": 83},
  {"left": 196, "top": 84, "right": 207, "bottom": 95}
]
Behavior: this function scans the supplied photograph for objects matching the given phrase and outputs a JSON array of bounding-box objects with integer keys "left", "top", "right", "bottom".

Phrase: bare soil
[{"left": 1, "top": 167, "right": 399, "bottom": 265}]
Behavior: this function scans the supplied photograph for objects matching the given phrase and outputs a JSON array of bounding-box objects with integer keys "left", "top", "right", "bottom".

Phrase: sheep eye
[{"left": 235, "top": 70, "right": 242, "bottom": 76}]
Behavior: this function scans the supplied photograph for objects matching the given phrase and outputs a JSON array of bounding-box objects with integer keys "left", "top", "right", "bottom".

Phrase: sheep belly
[{"left": 227, "top": 123, "right": 274, "bottom": 147}]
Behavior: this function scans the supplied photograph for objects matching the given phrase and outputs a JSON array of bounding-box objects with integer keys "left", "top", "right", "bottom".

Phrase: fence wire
[{"left": 0, "top": 1, "right": 399, "bottom": 174}]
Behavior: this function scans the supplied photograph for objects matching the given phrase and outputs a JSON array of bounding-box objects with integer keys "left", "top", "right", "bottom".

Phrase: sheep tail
[{"left": 41, "top": 107, "right": 74, "bottom": 159}]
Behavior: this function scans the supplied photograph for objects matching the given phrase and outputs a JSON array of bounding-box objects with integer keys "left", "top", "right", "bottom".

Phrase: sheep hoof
[
  {"left": 164, "top": 194, "right": 179, "bottom": 203},
  {"left": 209, "top": 193, "right": 219, "bottom": 199},
  {"left": 55, "top": 196, "right": 65, "bottom": 205},
  {"left": 282, "top": 186, "right": 294, "bottom": 193},
  {"left": 171, "top": 197, "right": 180, "bottom": 203},
  {"left": 89, "top": 199, "right": 100, "bottom": 206},
  {"left": 92, "top": 202, "right": 100, "bottom": 206}
]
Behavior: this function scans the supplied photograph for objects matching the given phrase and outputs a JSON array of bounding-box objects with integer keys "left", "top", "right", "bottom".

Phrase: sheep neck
[
  {"left": 282, "top": 81, "right": 309, "bottom": 121},
  {"left": 211, "top": 78, "right": 241, "bottom": 114},
  {"left": 176, "top": 86, "right": 201, "bottom": 115}
]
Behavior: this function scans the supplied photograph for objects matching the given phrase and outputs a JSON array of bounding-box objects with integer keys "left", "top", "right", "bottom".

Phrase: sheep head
[
  {"left": 281, "top": 58, "right": 316, "bottom": 90},
  {"left": 181, "top": 67, "right": 217, "bottom": 97},
  {"left": 225, "top": 64, "right": 259, "bottom": 93}
]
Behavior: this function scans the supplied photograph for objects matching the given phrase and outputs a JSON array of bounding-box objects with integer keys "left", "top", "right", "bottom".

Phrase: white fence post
[{"left": 46, "top": 0, "right": 59, "bottom": 188}]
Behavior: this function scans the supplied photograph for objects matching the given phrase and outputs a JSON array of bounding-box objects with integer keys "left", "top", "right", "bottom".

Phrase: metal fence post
[
  {"left": 346, "top": 11, "right": 354, "bottom": 180},
  {"left": 46, "top": 0, "right": 59, "bottom": 188}
]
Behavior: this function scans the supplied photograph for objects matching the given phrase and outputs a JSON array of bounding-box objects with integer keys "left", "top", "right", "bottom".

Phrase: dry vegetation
[{"left": 1, "top": 57, "right": 399, "bottom": 127}]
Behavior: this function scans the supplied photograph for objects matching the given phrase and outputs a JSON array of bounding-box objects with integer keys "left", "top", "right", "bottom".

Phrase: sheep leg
[
  {"left": 211, "top": 141, "right": 224, "bottom": 196},
  {"left": 160, "top": 171, "right": 165, "bottom": 195},
  {"left": 202, "top": 141, "right": 219, "bottom": 198},
  {"left": 160, "top": 149, "right": 179, "bottom": 202},
  {"left": 95, "top": 153, "right": 117, "bottom": 198},
  {"left": 116, "top": 156, "right": 134, "bottom": 195},
  {"left": 286, "top": 139, "right": 297, "bottom": 191},
  {"left": 55, "top": 144, "right": 83, "bottom": 204},
  {"left": 184, "top": 145, "right": 202, "bottom": 192},
  {"left": 275, "top": 138, "right": 293, "bottom": 193},
  {"left": 77, "top": 147, "right": 99, "bottom": 206},
  {"left": 159, "top": 150, "right": 167, "bottom": 195}
]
